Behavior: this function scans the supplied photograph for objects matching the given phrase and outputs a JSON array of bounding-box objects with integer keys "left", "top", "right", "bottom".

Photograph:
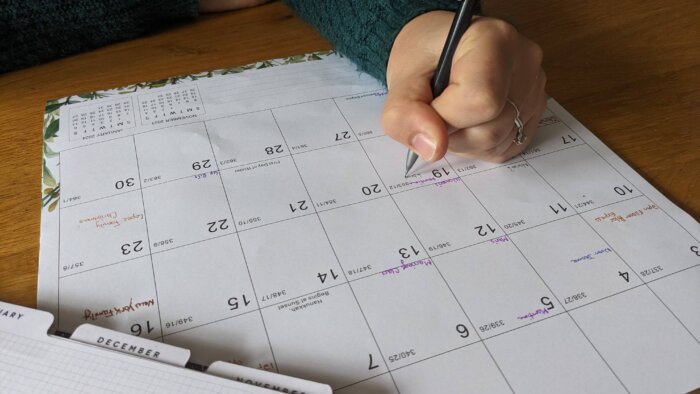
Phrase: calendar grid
[
  {"left": 331, "top": 98, "right": 516, "bottom": 392},
  {"left": 450, "top": 145, "right": 634, "bottom": 390},
  {"left": 131, "top": 136, "right": 166, "bottom": 341},
  {"left": 470, "top": 196, "right": 631, "bottom": 391},
  {"left": 56, "top": 113, "right": 698, "bottom": 341},
  {"left": 509, "top": 132, "right": 697, "bottom": 381},
  {"left": 576, "top": 129, "right": 700, "bottom": 245},
  {"left": 54, "top": 150, "right": 641, "bottom": 240},
  {"left": 644, "top": 286, "right": 699, "bottom": 344},
  {"left": 520, "top": 120, "right": 700, "bottom": 344},
  {"left": 130, "top": 248, "right": 697, "bottom": 343},
  {"left": 49, "top": 77, "right": 700, "bottom": 392},
  {"left": 59, "top": 185, "right": 631, "bottom": 280},
  {"left": 443, "top": 133, "right": 635, "bottom": 390},
  {"left": 269, "top": 109, "right": 400, "bottom": 390},
  {"left": 200, "top": 122, "right": 281, "bottom": 373}
]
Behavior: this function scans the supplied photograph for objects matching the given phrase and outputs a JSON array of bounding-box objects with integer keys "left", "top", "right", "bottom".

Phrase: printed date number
[
  {"left": 564, "top": 292, "right": 587, "bottom": 304},
  {"left": 389, "top": 349, "right": 416, "bottom": 363},
  {"left": 479, "top": 320, "right": 505, "bottom": 333}
]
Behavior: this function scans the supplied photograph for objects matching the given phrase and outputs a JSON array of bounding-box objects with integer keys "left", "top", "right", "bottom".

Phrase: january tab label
[{"left": 0, "top": 300, "right": 54, "bottom": 339}]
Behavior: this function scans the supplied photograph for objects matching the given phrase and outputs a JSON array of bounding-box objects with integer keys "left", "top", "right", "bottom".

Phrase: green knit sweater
[{"left": 0, "top": 0, "right": 475, "bottom": 82}]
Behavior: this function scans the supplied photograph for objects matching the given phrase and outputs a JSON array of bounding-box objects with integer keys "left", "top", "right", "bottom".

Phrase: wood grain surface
[{"left": 0, "top": 0, "right": 698, "bottom": 308}]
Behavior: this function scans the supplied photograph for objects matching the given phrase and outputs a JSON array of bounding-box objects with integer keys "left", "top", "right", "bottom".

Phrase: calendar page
[{"left": 37, "top": 52, "right": 699, "bottom": 393}]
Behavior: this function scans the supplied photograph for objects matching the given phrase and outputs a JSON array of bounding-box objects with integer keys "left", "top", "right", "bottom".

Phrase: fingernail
[{"left": 410, "top": 133, "right": 436, "bottom": 161}]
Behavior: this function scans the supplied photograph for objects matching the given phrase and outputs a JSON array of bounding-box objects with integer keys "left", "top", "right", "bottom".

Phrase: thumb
[{"left": 381, "top": 74, "right": 449, "bottom": 162}]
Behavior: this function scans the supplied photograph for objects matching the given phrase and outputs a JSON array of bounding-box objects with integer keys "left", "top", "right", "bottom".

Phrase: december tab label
[{"left": 71, "top": 323, "right": 190, "bottom": 367}]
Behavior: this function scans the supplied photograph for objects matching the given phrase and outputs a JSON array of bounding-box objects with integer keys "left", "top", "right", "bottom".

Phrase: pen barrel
[{"left": 430, "top": 0, "right": 478, "bottom": 98}]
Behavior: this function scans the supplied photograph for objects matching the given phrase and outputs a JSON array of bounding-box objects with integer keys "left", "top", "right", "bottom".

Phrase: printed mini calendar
[{"left": 38, "top": 52, "right": 700, "bottom": 393}]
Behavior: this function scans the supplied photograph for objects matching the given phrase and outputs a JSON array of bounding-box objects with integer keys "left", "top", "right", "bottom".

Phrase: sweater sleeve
[
  {"left": 0, "top": 0, "right": 199, "bottom": 73},
  {"left": 282, "top": 0, "right": 480, "bottom": 84}
]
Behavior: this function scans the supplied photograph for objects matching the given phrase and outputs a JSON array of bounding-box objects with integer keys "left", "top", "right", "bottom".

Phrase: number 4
[{"left": 618, "top": 271, "right": 630, "bottom": 282}]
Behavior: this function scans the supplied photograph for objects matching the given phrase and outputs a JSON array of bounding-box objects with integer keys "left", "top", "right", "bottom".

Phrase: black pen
[{"left": 405, "top": 0, "right": 479, "bottom": 176}]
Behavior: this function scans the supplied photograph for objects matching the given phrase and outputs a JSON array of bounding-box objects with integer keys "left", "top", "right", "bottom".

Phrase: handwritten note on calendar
[{"left": 37, "top": 52, "right": 699, "bottom": 393}]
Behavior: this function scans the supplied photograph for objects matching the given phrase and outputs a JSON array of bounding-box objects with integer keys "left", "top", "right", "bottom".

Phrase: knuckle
[
  {"left": 466, "top": 89, "right": 504, "bottom": 121},
  {"left": 482, "top": 129, "right": 507, "bottom": 150},
  {"left": 529, "top": 41, "right": 544, "bottom": 65},
  {"left": 490, "top": 19, "right": 519, "bottom": 41},
  {"left": 482, "top": 146, "right": 511, "bottom": 163},
  {"left": 380, "top": 104, "right": 409, "bottom": 137}
]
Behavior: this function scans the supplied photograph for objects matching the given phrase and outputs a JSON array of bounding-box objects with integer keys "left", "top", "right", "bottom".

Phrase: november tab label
[
  {"left": 71, "top": 324, "right": 190, "bottom": 367},
  {"left": 207, "top": 361, "right": 332, "bottom": 394}
]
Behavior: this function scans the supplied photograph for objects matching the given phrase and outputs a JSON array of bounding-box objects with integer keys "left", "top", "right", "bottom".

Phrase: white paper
[
  {"left": 37, "top": 52, "right": 700, "bottom": 393},
  {"left": 0, "top": 301, "right": 274, "bottom": 393}
]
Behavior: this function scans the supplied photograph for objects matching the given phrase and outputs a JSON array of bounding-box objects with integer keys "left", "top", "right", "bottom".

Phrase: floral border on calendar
[{"left": 40, "top": 50, "right": 339, "bottom": 212}]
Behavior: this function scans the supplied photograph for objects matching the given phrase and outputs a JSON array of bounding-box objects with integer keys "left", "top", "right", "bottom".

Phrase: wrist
[{"left": 388, "top": 11, "right": 472, "bottom": 87}]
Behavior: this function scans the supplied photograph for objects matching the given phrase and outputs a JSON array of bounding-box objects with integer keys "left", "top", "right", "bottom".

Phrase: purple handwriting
[
  {"left": 490, "top": 236, "right": 510, "bottom": 244},
  {"left": 435, "top": 177, "right": 460, "bottom": 187},
  {"left": 381, "top": 259, "right": 433, "bottom": 276},
  {"left": 517, "top": 308, "right": 550, "bottom": 321},
  {"left": 570, "top": 247, "right": 613, "bottom": 263},
  {"left": 193, "top": 170, "right": 220, "bottom": 180},
  {"left": 393, "top": 177, "right": 437, "bottom": 189},
  {"left": 393, "top": 176, "right": 462, "bottom": 190}
]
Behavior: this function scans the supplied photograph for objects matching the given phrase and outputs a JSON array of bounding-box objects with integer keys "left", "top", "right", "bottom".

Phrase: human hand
[
  {"left": 382, "top": 12, "right": 546, "bottom": 163},
  {"left": 199, "top": 0, "right": 270, "bottom": 13}
]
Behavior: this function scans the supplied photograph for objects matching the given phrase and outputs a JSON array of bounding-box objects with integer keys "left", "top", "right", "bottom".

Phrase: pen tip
[{"left": 405, "top": 151, "right": 419, "bottom": 177}]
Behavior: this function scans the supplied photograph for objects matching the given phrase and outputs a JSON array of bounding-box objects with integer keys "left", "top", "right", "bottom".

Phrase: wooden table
[{"left": 0, "top": 0, "right": 698, "bottom": 308}]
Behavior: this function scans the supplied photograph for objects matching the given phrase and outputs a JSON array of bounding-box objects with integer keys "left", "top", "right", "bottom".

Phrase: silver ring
[{"left": 506, "top": 98, "right": 526, "bottom": 145}]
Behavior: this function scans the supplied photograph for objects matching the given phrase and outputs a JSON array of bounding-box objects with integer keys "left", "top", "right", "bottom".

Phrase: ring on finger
[{"left": 506, "top": 98, "right": 526, "bottom": 145}]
